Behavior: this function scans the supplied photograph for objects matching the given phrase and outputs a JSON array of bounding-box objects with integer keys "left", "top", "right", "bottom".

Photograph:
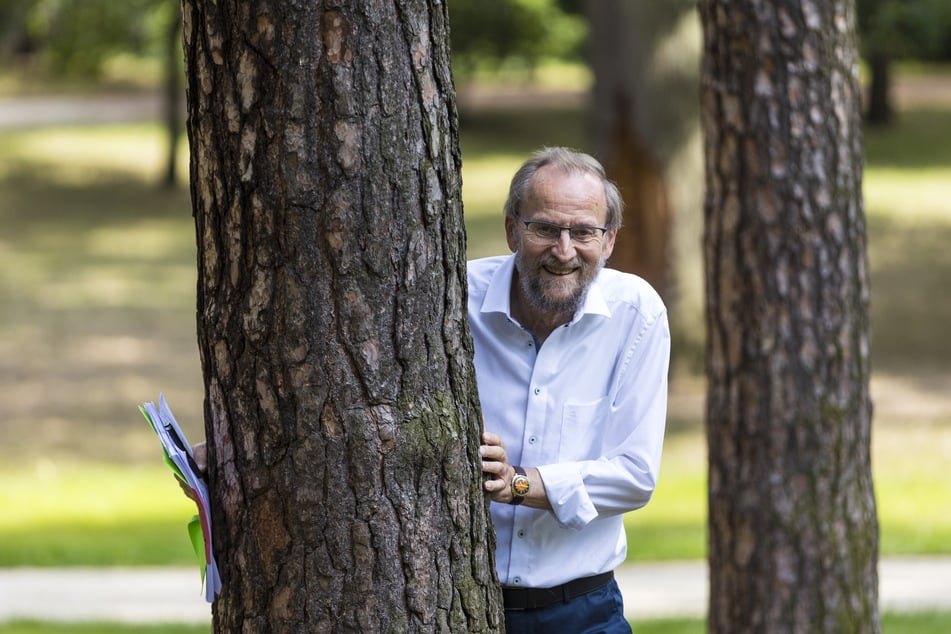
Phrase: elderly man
[{"left": 472, "top": 147, "right": 670, "bottom": 633}]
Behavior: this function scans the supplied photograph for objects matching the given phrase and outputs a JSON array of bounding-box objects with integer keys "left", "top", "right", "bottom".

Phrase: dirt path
[
  {"left": 0, "top": 91, "right": 163, "bottom": 129},
  {"left": 1, "top": 74, "right": 949, "bottom": 129}
]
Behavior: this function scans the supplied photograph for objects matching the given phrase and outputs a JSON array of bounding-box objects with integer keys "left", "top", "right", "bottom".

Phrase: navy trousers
[{"left": 503, "top": 578, "right": 632, "bottom": 634}]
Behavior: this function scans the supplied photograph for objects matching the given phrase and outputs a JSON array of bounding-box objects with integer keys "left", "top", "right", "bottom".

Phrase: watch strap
[{"left": 510, "top": 465, "right": 528, "bottom": 505}]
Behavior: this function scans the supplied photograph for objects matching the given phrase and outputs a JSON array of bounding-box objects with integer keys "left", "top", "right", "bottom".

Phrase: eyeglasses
[{"left": 516, "top": 216, "right": 609, "bottom": 245}]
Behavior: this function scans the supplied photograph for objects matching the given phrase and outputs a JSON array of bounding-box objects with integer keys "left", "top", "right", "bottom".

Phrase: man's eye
[
  {"left": 535, "top": 224, "right": 561, "bottom": 238},
  {"left": 572, "top": 228, "right": 597, "bottom": 240}
]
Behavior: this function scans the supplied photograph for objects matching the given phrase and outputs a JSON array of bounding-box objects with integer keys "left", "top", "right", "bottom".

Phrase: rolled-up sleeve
[{"left": 538, "top": 312, "right": 670, "bottom": 529}]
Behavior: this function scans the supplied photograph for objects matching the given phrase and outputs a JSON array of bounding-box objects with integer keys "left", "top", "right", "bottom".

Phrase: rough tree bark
[
  {"left": 699, "top": 1, "right": 879, "bottom": 632},
  {"left": 181, "top": 1, "right": 503, "bottom": 631},
  {"left": 586, "top": 0, "right": 701, "bottom": 303}
]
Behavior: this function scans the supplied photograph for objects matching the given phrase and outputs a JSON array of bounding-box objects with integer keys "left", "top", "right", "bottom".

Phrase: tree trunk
[
  {"left": 865, "top": 51, "right": 893, "bottom": 126},
  {"left": 585, "top": 0, "right": 701, "bottom": 304},
  {"left": 181, "top": 1, "right": 503, "bottom": 631},
  {"left": 163, "top": 4, "right": 182, "bottom": 188},
  {"left": 699, "top": 1, "right": 879, "bottom": 632}
]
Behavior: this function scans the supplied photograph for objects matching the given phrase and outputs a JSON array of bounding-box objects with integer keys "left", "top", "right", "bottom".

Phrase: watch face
[{"left": 512, "top": 475, "right": 530, "bottom": 497}]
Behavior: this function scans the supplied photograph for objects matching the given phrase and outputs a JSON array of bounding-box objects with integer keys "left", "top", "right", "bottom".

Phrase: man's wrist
[{"left": 510, "top": 465, "right": 530, "bottom": 505}]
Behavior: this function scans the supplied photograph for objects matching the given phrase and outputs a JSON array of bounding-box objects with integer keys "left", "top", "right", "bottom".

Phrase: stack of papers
[{"left": 140, "top": 394, "right": 221, "bottom": 602}]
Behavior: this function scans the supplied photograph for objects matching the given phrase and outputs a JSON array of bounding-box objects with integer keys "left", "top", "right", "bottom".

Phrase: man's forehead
[{"left": 527, "top": 167, "right": 607, "bottom": 211}]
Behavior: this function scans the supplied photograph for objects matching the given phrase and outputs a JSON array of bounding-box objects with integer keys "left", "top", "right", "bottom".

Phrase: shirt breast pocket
[{"left": 559, "top": 396, "right": 610, "bottom": 461}]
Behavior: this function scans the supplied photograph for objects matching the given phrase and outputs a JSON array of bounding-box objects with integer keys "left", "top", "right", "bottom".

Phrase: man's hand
[
  {"left": 480, "top": 432, "right": 517, "bottom": 503},
  {"left": 192, "top": 441, "right": 207, "bottom": 474},
  {"left": 480, "top": 432, "right": 551, "bottom": 510},
  {"left": 178, "top": 441, "right": 208, "bottom": 501}
]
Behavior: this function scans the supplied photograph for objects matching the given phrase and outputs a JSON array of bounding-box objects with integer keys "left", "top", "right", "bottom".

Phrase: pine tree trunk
[
  {"left": 181, "top": 1, "right": 503, "bottom": 631},
  {"left": 163, "top": 6, "right": 182, "bottom": 188},
  {"left": 865, "top": 52, "right": 893, "bottom": 126},
  {"left": 586, "top": 0, "right": 701, "bottom": 303},
  {"left": 699, "top": 1, "right": 879, "bottom": 632}
]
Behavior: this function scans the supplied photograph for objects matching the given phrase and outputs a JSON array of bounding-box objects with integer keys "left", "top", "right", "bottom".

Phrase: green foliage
[
  {"left": 3, "top": 0, "right": 589, "bottom": 86},
  {"left": 448, "top": 0, "right": 586, "bottom": 78},
  {"left": 4, "top": 0, "right": 178, "bottom": 78},
  {"left": 858, "top": 0, "right": 951, "bottom": 61},
  {"left": 0, "top": 0, "right": 34, "bottom": 58}
]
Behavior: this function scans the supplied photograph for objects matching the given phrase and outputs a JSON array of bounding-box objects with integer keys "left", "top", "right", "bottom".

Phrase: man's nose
[{"left": 551, "top": 229, "right": 577, "bottom": 257}]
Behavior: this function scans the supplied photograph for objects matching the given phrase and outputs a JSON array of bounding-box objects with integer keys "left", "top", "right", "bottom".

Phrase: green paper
[
  {"left": 188, "top": 514, "right": 206, "bottom": 581},
  {"left": 143, "top": 403, "right": 200, "bottom": 572},
  {"left": 140, "top": 405, "right": 186, "bottom": 480}
]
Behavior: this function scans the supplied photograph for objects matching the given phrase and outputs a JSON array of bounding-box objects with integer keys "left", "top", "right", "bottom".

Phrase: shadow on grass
[
  {"left": 0, "top": 161, "right": 204, "bottom": 464},
  {"left": 459, "top": 104, "right": 588, "bottom": 155},
  {"left": 868, "top": 214, "right": 951, "bottom": 373},
  {"left": 865, "top": 108, "right": 951, "bottom": 169},
  {"left": 0, "top": 163, "right": 192, "bottom": 239}
]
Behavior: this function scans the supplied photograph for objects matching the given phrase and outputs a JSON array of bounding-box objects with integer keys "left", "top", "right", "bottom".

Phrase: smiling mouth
[{"left": 543, "top": 265, "right": 578, "bottom": 276}]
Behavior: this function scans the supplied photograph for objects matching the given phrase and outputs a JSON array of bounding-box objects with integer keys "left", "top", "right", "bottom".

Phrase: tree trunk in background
[
  {"left": 163, "top": 5, "right": 182, "bottom": 188},
  {"left": 586, "top": 0, "right": 702, "bottom": 306},
  {"left": 182, "top": 1, "right": 503, "bottom": 631},
  {"left": 699, "top": 1, "right": 879, "bottom": 632},
  {"left": 865, "top": 51, "right": 893, "bottom": 126}
]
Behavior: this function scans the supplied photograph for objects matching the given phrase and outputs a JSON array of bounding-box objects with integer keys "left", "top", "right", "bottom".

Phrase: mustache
[{"left": 538, "top": 256, "right": 584, "bottom": 270}]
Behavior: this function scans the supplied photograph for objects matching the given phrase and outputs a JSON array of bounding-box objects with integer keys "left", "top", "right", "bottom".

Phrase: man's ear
[{"left": 505, "top": 215, "right": 520, "bottom": 253}]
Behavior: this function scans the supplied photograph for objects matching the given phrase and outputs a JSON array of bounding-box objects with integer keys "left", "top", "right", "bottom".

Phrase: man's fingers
[
  {"left": 192, "top": 441, "right": 208, "bottom": 474},
  {"left": 481, "top": 455, "right": 505, "bottom": 475},
  {"left": 483, "top": 477, "right": 507, "bottom": 493},
  {"left": 480, "top": 443, "right": 507, "bottom": 463},
  {"left": 482, "top": 431, "right": 503, "bottom": 447}
]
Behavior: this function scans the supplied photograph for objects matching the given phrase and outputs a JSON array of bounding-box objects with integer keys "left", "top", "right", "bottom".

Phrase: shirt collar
[{"left": 480, "top": 253, "right": 613, "bottom": 322}]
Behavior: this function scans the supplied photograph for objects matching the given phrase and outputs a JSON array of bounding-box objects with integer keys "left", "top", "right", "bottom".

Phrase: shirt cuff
[{"left": 537, "top": 463, "right": 598, "bottom": 530}]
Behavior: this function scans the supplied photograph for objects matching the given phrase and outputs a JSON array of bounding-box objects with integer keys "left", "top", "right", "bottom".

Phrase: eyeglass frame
[{"left": 515, "top": 215, "right": 611, "bottom": 244}]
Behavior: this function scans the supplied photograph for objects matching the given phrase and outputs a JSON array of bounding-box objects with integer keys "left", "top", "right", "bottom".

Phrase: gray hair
[{"left": 502, "top": 147, "right": 623, "bottom": 230}]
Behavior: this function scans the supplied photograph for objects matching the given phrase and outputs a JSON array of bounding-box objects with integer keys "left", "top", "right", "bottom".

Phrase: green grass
[
  {"left": 3, "top": 611, "right": 951, "bottom": 633},
  {"left": 1, "top": 84, "right": 951, "bottom": 572},
  {"left": 617, "top": 612, "right": 951, "bottom": 634},
  {"left": 0, "top": 624, "right": 207, "bottom": 634},
  {"left": 0, "top": 463, "right": 199, "bottom": 567}
]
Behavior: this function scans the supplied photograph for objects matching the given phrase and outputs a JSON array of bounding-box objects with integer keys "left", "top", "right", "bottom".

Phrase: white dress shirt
[{"left": 468, "top": 254, "right": 670, "bottom": 588}]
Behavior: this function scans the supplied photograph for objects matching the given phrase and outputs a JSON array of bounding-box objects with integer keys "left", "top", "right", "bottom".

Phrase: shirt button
[
  {"left": 533, "top": 387, "right": 541, "bottom": 395},
  {"left": 512, "top": 577, "right": 521, "bottom": 585},
  {"left": 529, "top": 436, "right": 537, "bottom": 444},
  {"left": 517, "top": 530, "right": 526, "bottom": 538}
]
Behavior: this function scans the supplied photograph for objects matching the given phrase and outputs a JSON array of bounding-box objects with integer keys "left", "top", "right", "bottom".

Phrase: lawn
[
  {"left": 3, "top": 611, "right": 951, "bottom": 633},
  {"left": 1, "top": 74, "right": 950, "bottom": 603}
]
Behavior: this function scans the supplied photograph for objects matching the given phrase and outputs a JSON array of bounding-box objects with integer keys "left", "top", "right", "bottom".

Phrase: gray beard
[
  {"left": 520, "top": 270, "right": 587, "bottom": 316},
  {"left": 516, "top": 251, "right": 606, "bottom": 317}
]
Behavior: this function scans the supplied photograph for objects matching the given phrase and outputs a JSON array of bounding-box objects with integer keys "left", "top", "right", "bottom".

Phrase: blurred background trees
[
  {"left": 3, "top": 0, "right": 950, "bottom": 265},
  {"left": 4, "top": 0, "right": 951, "bottom": 119},
  {"left": 0, "top": 0, "right": 183, "bottom": 183},
  {"left": 447, "top": 0, "right": 585, "bottom": 80},
  {"left": 858, "top": 0, "right": 951, "bottom": 124},
  {"left": 0, "top": 0, "right": 179, "bottom": 80}
]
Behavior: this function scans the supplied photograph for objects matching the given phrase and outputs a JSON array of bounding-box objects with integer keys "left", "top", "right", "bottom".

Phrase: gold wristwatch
[{"left": 510, "top": 466, "right": 530, "bottom": 505}]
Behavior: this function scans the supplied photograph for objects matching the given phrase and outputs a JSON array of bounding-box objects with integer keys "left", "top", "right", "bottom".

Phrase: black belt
[{"left": 502, "top": 571, "right": 614, "bottom": 611}]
